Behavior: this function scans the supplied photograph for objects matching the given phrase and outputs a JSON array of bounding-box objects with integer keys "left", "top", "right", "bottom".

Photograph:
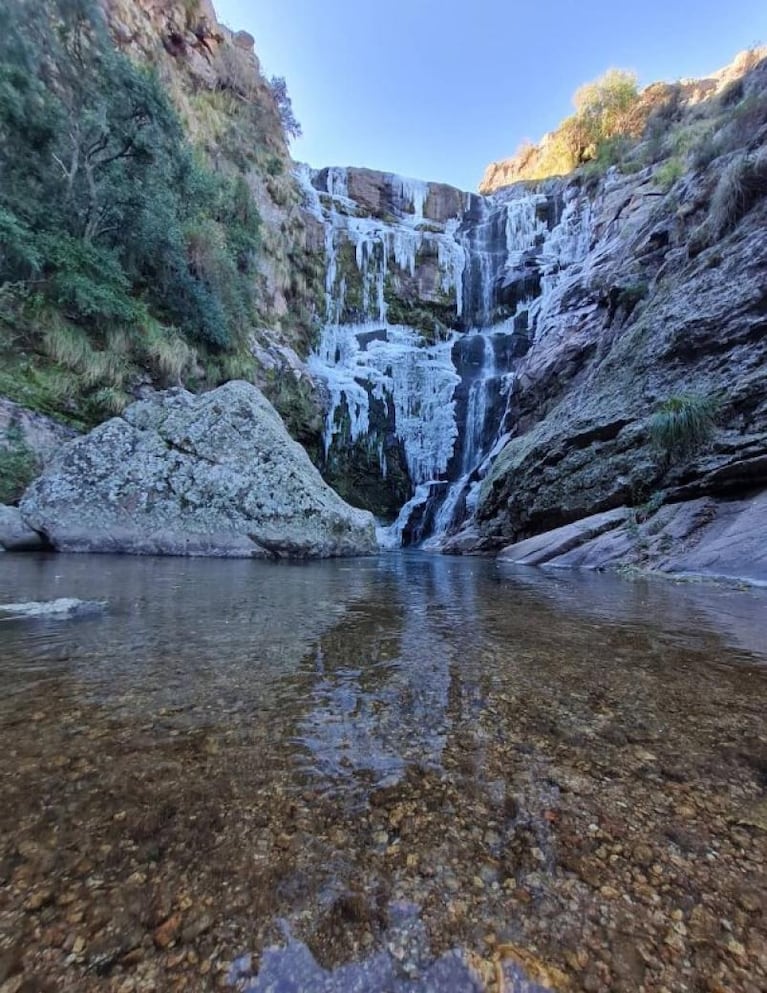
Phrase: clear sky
[{"left": 213, "top": 0, "right": 766, "bottom": 191}]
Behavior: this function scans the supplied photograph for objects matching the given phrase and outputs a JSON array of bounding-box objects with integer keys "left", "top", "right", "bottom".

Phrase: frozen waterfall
[{"left": 298, "top": 164, "right": 596, "bottom": 547}]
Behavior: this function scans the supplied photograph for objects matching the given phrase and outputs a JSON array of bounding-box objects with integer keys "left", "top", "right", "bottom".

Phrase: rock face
[
  {"left": 102, "top": 0, "right": 323, "bottom": 354},
  {"left": 304, "top": 51, "right": 767, "bottom": 580},
  {"left": 418, "top": 55, "right": 767, "bottom": 582},
  {"left": 19, "top": 382, "right": 377, "bottom": 559},
  {"left": 467, "top": 161, "right": 767, "bottom": 559},
  {"left": 498, "top": 493, "right": 767, "bottom": 585},
  {"left": 0, "top": 399, "right": 78, "bottom": 465}
]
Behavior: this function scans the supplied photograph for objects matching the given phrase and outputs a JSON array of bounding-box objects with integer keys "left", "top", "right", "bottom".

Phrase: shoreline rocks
[
  {"left": 0, "top": 506, "right": 49, "bottom": 552},
  {"left": 496, "top": 491, "right": 767, "bottom": 586}
]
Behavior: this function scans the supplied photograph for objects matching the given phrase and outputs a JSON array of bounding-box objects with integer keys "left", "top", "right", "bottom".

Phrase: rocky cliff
[
  {"left": 101, "top": 0, "right": 321, "bottom": 350},
  {"left": 303, "top": 51, "right": 767, "bottom": 581},
  {"left": 430, "top": 57, "right": 766, "bottom": 582},
  {"left": 3, "top": 1, "right": 766, "bottom": 580}
]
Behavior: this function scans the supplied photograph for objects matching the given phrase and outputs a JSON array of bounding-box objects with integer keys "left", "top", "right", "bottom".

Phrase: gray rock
[
  {"left": 0, "top": 598, "right": 106, "bottom": 618},
  {"left": 19, "top": 382, "right": 377, "bottom": 559},
  {"left": 0, "top": 398, "right": 78, "bottom": 465},
  {"left": 473, "top": 160, "right": 767, "bottom": 561},
  {"left": 496, "top": 492, "right": 767, "bottom": 585},
  {"left": 0, "top": 506, "right": 48, "bottom": 552},
  {"left": 498, "top": 508, "right": 628, "bottom": 565}
]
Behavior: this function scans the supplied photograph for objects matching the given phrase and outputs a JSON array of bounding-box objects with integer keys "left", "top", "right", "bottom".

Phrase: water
[
  {"left": 1, "top": 553, "right": 766, "bottom": 993},
  {"left": 300, "top": 168, "right": 601, "bottom": 545}
]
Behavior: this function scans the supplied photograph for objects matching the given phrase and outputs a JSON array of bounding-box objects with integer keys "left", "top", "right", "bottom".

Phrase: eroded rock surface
[
  {"left": 19, "top": 382, "right": 377, "bottom": 559},
  {"left": 498, "top": 492, "right": 767, "bottom": 584}
]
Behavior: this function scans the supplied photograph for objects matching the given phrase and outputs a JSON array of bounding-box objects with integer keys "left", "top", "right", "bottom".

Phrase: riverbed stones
[{"left": 19, "top": 381, "right": 377, "bottom": 558}]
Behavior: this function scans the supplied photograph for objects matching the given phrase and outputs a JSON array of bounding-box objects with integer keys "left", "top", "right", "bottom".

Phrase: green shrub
[
  {"left": 648, "top": 393, "right": 719, "bottom": 460},
  {"left": 655, "top": 156, "right": 684, "bottom": 190},
  {"left": 0, "top": 427, "right": 40, "bottom": 504},
  {"left": 0, "top": 0, "right": 265, "bottom": 419}
]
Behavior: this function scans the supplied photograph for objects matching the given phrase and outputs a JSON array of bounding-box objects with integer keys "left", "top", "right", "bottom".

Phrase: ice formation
[{"left": 297, "top": 165, "right": 597, "bottom": 546}]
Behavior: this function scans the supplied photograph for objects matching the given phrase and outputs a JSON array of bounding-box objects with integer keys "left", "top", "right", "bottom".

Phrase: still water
[{"left": 0, "top": 553, "right": 765, "bottom": 993}]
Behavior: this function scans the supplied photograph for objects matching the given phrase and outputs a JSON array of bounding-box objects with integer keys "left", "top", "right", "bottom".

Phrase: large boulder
[{"left": 19, "top": 382, "right": 377, "bottom": 559}]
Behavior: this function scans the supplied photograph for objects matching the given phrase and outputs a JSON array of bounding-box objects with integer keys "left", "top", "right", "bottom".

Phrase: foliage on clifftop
[
  {"left": 0, "top": 0, "right": 314, "bottom": 429},
  {"left": 480, "top": 49, "right": 767, "bottom": 192}
]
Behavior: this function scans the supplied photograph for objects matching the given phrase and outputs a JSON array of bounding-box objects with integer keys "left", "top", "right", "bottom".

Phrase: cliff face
[
  {"left": 4, "top": 1, "right": 766, "bottom": 579},
  {"left": 101, "top": 0, "right": 321, "bottom": 352},
  {"left": 471, "top": 165, "right": 767, "bottom": 536},
  {"left": 301, "top": 50, "right": 767, "bottom": 579},
  {"left": 444, "top": 57, "right": 767, "bottom": 578}
]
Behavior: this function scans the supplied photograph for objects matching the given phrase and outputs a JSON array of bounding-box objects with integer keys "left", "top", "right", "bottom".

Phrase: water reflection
[{"left": 0, "top": 552, "right": 766, "bottom": 993}]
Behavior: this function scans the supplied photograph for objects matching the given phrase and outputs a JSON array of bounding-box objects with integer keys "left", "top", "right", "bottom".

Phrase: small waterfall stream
[{"left": 300, "top": 166, "right": 594, "bottom": 547}]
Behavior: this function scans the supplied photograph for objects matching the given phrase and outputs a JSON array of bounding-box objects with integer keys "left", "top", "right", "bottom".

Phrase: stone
[
  {"left": 0, "top": 398, "right": 78, "bottom": 466},
  {"left": 0, "top": 506, "right": 48, "bottom": 552},
  {"left": 232, "top": 29, "right": 254, "bottom": 50},
  {"left": 0, "top": 599, "right": 105, "bottom": 619},
  {"left": 497, "top": 508, "right": 628, "bottom": 565},
  {"left": 19, "top": 382, "right": 377, "bottom": 559},
  {"left": 153, "top": 914, "right": 182, "bottom": 949},
  {"left": 495, "top": 494, "right": 767, "bottom": 584}
]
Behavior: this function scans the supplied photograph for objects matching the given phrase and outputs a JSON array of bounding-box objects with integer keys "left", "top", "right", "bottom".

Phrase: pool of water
[{"left": 0, "top": 552, "right": 765, "bottom": 992}]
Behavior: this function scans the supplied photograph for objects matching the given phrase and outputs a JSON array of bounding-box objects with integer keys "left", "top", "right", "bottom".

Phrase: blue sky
[{"left": 213, "top": 0, "right": 766, "bottom": 191}]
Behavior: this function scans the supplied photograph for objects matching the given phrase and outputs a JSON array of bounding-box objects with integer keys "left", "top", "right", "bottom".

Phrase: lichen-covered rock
[
  {"left": 0, "top": 398, "right": 78, "bottom": 465},
  {"left": 19, "top": 382, "right": 377, "bottom": 559}
]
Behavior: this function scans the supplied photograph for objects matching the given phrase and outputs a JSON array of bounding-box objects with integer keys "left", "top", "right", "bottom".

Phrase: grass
[
  {"left": 709, "top": 148, "right": 767, "bottom": 235},
  {"left": 0, "top": 427, "right": 40, "bottom": 504},
  {"left": 655, "top": 156, "right": 684, "bottom": 190},
  {"left": 690, "top": 148, "right": 767, "bottom": 254},
  {"left": 648, "top": 393, "right": 719, "bottom": 460}
]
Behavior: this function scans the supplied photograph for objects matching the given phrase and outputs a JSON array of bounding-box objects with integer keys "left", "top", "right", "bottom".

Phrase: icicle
[{"left": 309, "top": 323, "right": 459, "bottom": 484}]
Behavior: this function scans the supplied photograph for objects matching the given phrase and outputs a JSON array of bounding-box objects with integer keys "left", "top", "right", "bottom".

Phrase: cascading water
[{"left": 299, "top": 164, "right": 595, "bottom": 547}]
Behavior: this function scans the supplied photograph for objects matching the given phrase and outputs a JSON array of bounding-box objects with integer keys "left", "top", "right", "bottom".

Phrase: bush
[
  {"left": 648, "top": 393, "right": 719, "bottom": 460},
  {"left": 655, "top": 156, "right": 685, "bottom": 190},
  {"left": 709, "top": 148, "right": 767, "bottom": 235},
  {"left": 573, "top": 69, "right": 641, "bottom": 148},
  {"left": 0, "top": 0, "right": 265, "bottom": 418},
  {"left": 0, "top": 427, "right": 40, "bottom": 504}
]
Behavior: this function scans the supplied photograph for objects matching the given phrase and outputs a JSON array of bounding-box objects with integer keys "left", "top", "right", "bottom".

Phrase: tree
[
  {"left": 0, "top": 0, "right": 262, "bottom": 353},
  {"left": 269, "top": 76, "right": 302, "bottom": 140},
  {"left": 572, "top": 69, "right": 640, "bottom": 154}
]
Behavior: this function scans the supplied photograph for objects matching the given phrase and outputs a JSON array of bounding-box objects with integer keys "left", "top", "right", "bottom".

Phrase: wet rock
[{"left": 0, "top": 598, "right": 106, "bottom": 619}]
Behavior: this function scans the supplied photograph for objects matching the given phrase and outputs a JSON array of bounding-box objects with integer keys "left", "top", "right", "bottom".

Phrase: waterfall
[
  {"left": 308, "top": 322, "right": 459, "bottom": 486},
  {"left": 430, "top": 334, "right": 497, "bottom": 537},
  {"left": 298, "top": 163, "right": 596, "bottom": 547}
]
